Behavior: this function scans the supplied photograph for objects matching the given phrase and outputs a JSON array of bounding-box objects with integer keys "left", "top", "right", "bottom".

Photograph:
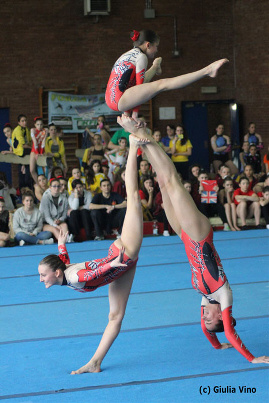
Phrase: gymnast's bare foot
[
  {"left": 71, "top": 360, "right": 101, "bottom": 374},
  {"left": 153, "top": 57, "right": 162, "bottom": 75},
  {"left": 207, "top": 58, "right": 229, "bottom": 78},
  {"left": 129, "top": 133, "right": 150, "bottom": 146}
]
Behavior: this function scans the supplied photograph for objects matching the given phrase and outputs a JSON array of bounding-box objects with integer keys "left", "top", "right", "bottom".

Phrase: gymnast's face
[
  {"left": 202, "top": 304, "right": 222, "bottom": 332},
  {"left": 38, "top": 264, "right": 62, "bottom": 288}
]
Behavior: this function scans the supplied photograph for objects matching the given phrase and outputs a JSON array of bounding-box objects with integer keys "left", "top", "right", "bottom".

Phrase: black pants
[
  {"left": 91, "top": 208, "right": 126, "bottom": 237},
  {"left": 68, "top": 209, "right": 94, "bottom": 239},
  {"left": 154, "top": 209, "right": 169, "bottom": 231},
  {"left": 18, "top": 164, "right": 32, "bottom": 190},
  {"left": 261, "top": 204, "right": 269, "bottom": 224},
  {"left": 198, "top": 203, "right": 227, "bottom": 224}
]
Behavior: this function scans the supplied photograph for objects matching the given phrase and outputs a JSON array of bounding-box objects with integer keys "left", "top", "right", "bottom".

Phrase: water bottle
[{"left": 152, "top": 220, "right": 158, "bottom": 235}]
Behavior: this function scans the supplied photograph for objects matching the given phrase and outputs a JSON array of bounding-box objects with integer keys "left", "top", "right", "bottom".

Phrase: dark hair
[
  {"left": 239, "top": 176, "right": 249, "bottom": 184},
  {"left": 100, "top": 178, "right": 111, "bottom": 187},
  {"left": 21, "top": 187, "right": 34, "bottom": 201},
  {"left": 141, "top": 175, "right": 154, "bottom": 199},
  {"left": 34, "top": 117, "right": 43, "bottom": 123},
  {"left": 130, "top": 29, "right": 159, "bottom": 46},
  {"left": 218, "top": 163, "right": 228, "bottom": 171},
  {"left": 176, "top": 124, "right": 188, "bottom": 146},
  {"left": 244, "top": 164, "right": 254, "bottom": 172},
  {"left": 248, "top": 121, "right": 255, "bottom": 127},
  {"left": 167, "top": 124, "right": 176, "bottom": 131},
  {"left": 51, "top": 166, "right": 64, "bottom": 179},
  {"left": 188, "top": 164, "right": 201, "bottom": 183},
  {"left": 50, "top": 178, "right": 60, "bottom": 186},
  {"left": 211, "top": 317, "right": 237, "bottom": 333},
  {"left": 263, "top": 186, "right": 269, "bottom": 193},
  {"left": 87, "top": 159, "right": 102, "bottom": 185},
  {"left": 39, "top": 254, "right": 66, "bottom": 273},
  {"left": 183, "top": 180, "right": 192, "bottom": 186},
  {"left": 17, "top": 114, "right": 27, "bottom": 122},
  {"left": 4, "top": 123, "right": 12, "bottom": 129},
  {"left": 198, "top": 169, "right": 208, "bottom": 177},
  {"left": 72, "top": 179, "right": 83, "bottom": 189},
  {"left": 223, "top": 176, "right": 233, "bottom": 185},
  {"left": 119, "top": 137, "right": 127, "bottom": 142}
]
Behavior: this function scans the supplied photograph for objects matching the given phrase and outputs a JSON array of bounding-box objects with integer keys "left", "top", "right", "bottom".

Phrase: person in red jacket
[
  {"left": 38, "top": 135, "right": 143, "bottom": 374},
  {"left": 233, "top": 177, "right": 261, "bottom": 229},
  {"left": 117, "top": 114, "right": 269, "bottom": 365}
]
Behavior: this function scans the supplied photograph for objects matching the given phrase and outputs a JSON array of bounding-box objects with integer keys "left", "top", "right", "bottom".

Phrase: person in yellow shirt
[
  {"left": 170, "top": 124, "right": 192, "bottom": 180},
  {"left": 45, "top": 123, "right": 68, "bottom": 178}
]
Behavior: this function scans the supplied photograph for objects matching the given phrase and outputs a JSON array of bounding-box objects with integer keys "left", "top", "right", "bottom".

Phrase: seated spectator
[
  {"left": 108, "top": 127, "right": 130, "bottom": 150},
  {"left": 218, "top": 177, "right": 241, "bottom": 231},
  {"left": 34, "top": 174, "right": 48, "bottom": 202},
  {"left": 161, "top": 124, "right": 175, "bottom": 151},
  {"left": 67, "top": 179, "right": 93, "bottom": 241},
  {"left": 0, "top": 172, "right": 17, "bottom": 211},
  {"left": 197, "top": 170, "right": 230, "bottom": 231},
  {"left": 183, "top": 180, "right": 192, "bottom": 194},
  {"left": 260, "top": 186, "right": 269, "bottom": 230},
  {"left": 233, "top": 177, "right": 261, "bottom": 229},
  {"left": 86, "top": 159, "right": 106, "bottom": 195},
  {"left": 13, "top": 188, "right": 53, "bottom": 246},
  {"left": 138, "top": 159, "right": 151, "bottom": 189},
  {"left": 189, "top": 165, "right": 203, "bottom": 206},
  {"left": 245, "top": 144, "right": 262, "bottom": 174},
  {"left": 152, "top": 130, "right": 166, "bottom": 151},
  {"left": 244, "top": 122, "right": 263, "bottom": 150},
  {"left": 210, "top": 123, "right": 238, "bottom": 175},
  {"left": 51, "top": 165, "right": 65, "bottom": 180},
  {"left": 45, "top": 123, "right": 68, "bottom": 178},
  {"left": 67, "top": 167, "right": 87, "bottom": 195},
  {"left": 216, "top": 164, "right": 238, "bottom": 190},
  {"left": 105, "top": 137, "right": 128, "bottom": 183},
  {"left": 101, "top": 164, "right": 109, "bottom": 177},
  {"left": 239, "top": 141, "right": 250, "bottom": 173},
  {"left": 1, "top": 123, "right": 13, "bottom": 154},
  {"left": 85, "top": 115, "right": 111, "bottom": 148},
  {"left": 82, "top": 133, "right": 106, "bottom": 173},
  {"left": 40, "top": 178, "right": 70, "bottom": 241},
  {"left": 11, "top": 114, "right": 32, "bottom": 189},
  {"left": 263, "top": 146, "right": 269, "bottom": 175},
  {"left": 0, "top": 196, "right": 10, "bottom": 247},
  {"left": 30, "top": 117, "right": 48, "bottom": 184},
  {"left": 112, "top": 167, "right": 127, "bottom": 199},
  {"left": 59, "top": 176, "right": 69, "bottom": 197},
  {"left": 139, "top": 176, "right": 155, "bottom": 221},
  {"left": 170, "top": 124, "right": 192, "bottom": 180},
  {"left": 89, "top": 178, "right": 127, "bottom": 240},
  {"left": 237, "top": 164, "right": 258, "bottom": 190}
]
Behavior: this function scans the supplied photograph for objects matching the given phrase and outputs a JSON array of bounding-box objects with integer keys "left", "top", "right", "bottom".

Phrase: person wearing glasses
[{"left": 40, "top": 177, "right": 70, "bottom": 242}]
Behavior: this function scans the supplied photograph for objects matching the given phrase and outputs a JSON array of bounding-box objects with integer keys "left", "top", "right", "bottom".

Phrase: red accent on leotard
[
  {"left": 31, "top": 128, "right": 47, "bottom": 154},
  {"left": 181, "top": 228, "right": 226, "bottom": 296},
  {"left": 105, "top": 48, "right": 146, "bottom": 113},
  {"left": 58, "top": 242, "right": 137, "bottom": 292},
  {"left": 200, "top": 306, "right": 255, "bottom": 362}
]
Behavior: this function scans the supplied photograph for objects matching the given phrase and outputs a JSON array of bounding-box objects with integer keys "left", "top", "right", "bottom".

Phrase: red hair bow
[
  {"left": 34, "top": 116, "right": 42, "bottom": 122},
  {"left": 131, "top": 30, "right": 140, "bottom": 41}
]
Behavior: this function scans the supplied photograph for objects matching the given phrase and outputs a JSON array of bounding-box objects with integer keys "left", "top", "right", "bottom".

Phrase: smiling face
[
  {"left": 153, "top": 130, "right": 161, "bottom": 142},
  {"left": 202, "top": 304, "right": 222, "bottom": 332},
  {"left": 38, "top": 264, "right": 62, "bottom": 289}
]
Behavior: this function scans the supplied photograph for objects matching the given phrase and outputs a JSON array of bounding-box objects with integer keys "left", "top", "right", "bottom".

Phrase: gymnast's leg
[
  {"left": 118, "top": 59, "right": 228, "bottom": 113},
  {"left": 117, "top": 115, "right": 211, "bottom": 242},
  {"left": 71, "top": 136, "right": 142, "bottom": 375}
]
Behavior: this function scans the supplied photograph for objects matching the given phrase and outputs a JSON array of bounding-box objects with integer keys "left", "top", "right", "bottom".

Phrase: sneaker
[
  {"left": 43, "top": 238, "right": 54, "bottom": 245},
  {"left": 163, "top": 230, "right": 170, "bottom": 236},
  {"left": 19, "top": 240, "right": 25, "bottom": 246},
  {"left": 67, "top": 234, "right": 75, "bottom": 243},
  {"left": 94, "top": 236, "right": 105, "bottom": 241},
  {"left": 223, "top": 223, "right": 230, "bottom": 231},
  {"left": 256, "top": 224, "right": 264, "bottom": 229},
  {"left": 267, "top": 224, "right": 269, "bottom": 230}
]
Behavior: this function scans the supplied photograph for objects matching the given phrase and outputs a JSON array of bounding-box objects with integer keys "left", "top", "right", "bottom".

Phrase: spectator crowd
[{"left": 0, "top": 114, "right": 268, "bottom": 248}]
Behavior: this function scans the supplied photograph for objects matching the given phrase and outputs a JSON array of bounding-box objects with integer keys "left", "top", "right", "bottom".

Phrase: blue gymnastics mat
[{"left": 1, "top": 229, "right": 268, "bottom": 402}]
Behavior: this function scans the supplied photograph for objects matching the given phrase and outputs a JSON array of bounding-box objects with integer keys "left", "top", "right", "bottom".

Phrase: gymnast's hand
[
  {"left": 251, "top": 356, "right": 269, "bottom": 364},
  {"left": 219, "top": 343, "right": 233, "bottom": 350},
  {"left": 58, "top": 228, "right": 69, "bottom": 245},
  {"left": 110, "top": 247, "right": 127, "bottom": 268}
]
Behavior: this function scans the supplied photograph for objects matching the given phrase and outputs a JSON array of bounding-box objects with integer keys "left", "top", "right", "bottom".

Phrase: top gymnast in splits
[
  {"left": 117, "top": 115, "right": 269, "bottom": 364},
  {"left": 105, "top": 29, "right": 228, "bottom": 126},
  {"left": 38, "top": 136, "right": 143, "bottom": 374}
]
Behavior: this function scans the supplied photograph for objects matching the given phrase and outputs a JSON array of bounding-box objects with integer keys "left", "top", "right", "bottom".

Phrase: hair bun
[{"left": 131, "top": 30, "right": 140, "bottom": 41}]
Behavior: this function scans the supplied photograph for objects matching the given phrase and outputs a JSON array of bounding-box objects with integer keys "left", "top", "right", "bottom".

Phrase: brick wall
[{"left": 1, "top": 0, "right": 268, "bottom": 180}]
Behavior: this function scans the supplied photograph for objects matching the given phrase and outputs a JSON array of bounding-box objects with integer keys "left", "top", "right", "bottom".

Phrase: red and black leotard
[
  {"left": 181, "top": 228, "right": 254, "bottom": 362},
  {"left": 105, "top": 47, "right": 147, "bottom": 113},
  {"left": 58, "top": 242, "right": 137, "bottom": 293}
]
